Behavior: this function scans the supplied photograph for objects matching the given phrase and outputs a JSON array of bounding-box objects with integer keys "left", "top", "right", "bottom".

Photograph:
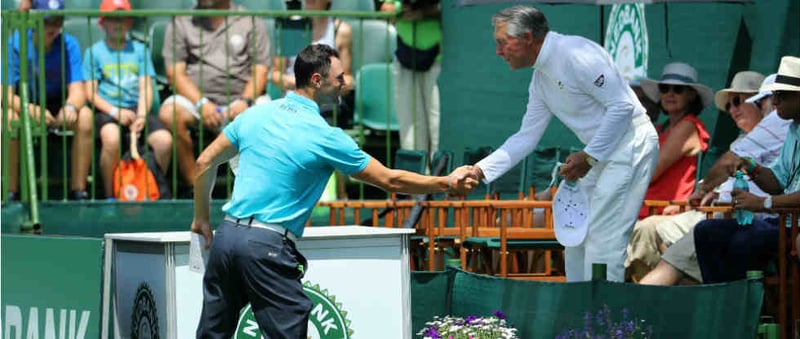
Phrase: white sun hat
[{"left": 640, "top": 62, "right": 714, "bottom": 108}]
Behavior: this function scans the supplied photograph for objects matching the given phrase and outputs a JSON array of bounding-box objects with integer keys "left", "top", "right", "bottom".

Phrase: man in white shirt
[{"left": 452, "top": 5, "right": 659, "bottom": 282}]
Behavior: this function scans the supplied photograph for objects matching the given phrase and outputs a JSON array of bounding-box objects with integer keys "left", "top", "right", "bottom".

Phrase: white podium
[{"left": 102, "top": 226, "right": 415, "bottom": 339}]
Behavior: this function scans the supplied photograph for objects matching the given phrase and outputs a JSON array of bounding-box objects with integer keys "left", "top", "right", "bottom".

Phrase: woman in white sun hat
[{"left": 637, "top": 62, "right": 712, "bottom": 218}]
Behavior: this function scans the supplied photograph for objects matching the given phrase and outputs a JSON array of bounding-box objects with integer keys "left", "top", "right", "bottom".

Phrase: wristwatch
[
  {"left": 585, "top": 153, "right": 598, "bottom": 167},
  {"left": 763, "top": 195, "right": 773, "bottom": 209},
  {"left": 239, "top": 97, "right": 253, "bottom": 107}
]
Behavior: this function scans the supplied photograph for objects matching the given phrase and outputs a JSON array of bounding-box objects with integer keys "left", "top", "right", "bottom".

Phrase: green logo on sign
[
  {"left": 604, "top": 4, "right": 648, "bottom": 81},
  {"left": 234, "top": 282, "right": 353, "bottom": 339}
]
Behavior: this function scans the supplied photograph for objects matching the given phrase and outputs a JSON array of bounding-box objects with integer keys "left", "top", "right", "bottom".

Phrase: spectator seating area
[{"left": 4, "top": 3, "right": 399, "bottom": 201}]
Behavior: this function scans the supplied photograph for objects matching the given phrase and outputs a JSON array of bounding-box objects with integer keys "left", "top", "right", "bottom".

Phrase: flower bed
[{"left": 418, "top": 310, "right": 518, "bottom": 339}]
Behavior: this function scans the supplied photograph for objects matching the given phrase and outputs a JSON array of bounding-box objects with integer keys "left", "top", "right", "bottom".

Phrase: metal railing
[{"left": 1, "top": 8, "right": 401, "bottom": 220}]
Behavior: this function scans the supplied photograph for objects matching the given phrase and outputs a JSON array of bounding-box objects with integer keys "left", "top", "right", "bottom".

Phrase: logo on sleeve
[{"left": 593, "top": 75, "right": 605, "bottom": 87}]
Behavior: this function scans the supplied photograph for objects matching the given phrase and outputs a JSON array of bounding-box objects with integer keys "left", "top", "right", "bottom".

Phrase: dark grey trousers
[{"left": 196, "top": 220, "right": 311, "bottom": 339}]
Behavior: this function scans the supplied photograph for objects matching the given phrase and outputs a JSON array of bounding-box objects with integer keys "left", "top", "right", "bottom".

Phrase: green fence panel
[
  {"left": 0, "top": 200, "right": 343, "bottom": 236},
  {"left": 430, "top": 269, "right": 763, "bottom": 339},
  {"left": 1, "top": 202, "right": 26, "bottom": 233},
  {"left": 411, "top": 270, "right": 452, "bottom": 335},
  {"left": 1, "top": 235, "right": 104, "bottom": 339},
  {"left": 31, "top": 200, "right": 227, "bottom": 236}
]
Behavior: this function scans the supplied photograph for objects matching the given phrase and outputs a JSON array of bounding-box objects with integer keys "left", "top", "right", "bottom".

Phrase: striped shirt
[{"left": 730, "top": 109, "right": 791, "bottom": 165}]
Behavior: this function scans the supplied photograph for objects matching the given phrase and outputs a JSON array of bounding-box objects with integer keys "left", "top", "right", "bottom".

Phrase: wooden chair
[
  {"left": 641, "top": 200, "right": 692, "bottom": 217},
  {"left": 490, "top": 199, "right": 563, "bottom": 280},
  {"left": 415, "top": 199, "right": 465, "bottom": 271},
  {"left": 457, "top": 198, "right": 565, "bottom": 280},
  {"left": 770, "top": 208, "right": 799, "bottom": 339}
]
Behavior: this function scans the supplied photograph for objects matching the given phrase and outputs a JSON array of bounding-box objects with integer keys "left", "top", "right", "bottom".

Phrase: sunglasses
[
  {"left": 773, "top": 91, "right": 790, "bottom": 101},
  {"left": 658, "top": 84, "right": 687, "bottom": 94},
  {"left": 724, "top": 95, "right": 743, "bottom": 112}
]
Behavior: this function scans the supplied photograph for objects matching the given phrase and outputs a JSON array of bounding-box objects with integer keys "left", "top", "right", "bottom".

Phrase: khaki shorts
[{"left": 661, "top": 231, "right": 702, "bottom": 282}]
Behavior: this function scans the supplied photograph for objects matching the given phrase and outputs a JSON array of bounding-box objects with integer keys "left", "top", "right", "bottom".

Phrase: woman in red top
[{"left": 638, "top": 63, "right": 711, "bottom": 218}]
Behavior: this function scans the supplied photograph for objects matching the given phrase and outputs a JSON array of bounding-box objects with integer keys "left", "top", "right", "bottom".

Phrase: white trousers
[
  {"left": 564, "top": 114, "right": 659, "bottom": 282},
  {"left": 392, "top": 60, "right": 441, "bottom": 156}
]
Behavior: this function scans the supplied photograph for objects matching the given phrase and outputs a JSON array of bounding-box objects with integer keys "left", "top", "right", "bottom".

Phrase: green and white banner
[{"left": 1, "top": 235, "right": 104, "bottom": 339}]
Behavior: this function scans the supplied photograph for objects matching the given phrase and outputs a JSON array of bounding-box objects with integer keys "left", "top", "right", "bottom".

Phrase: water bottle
[
  {"left": 734, "top": 170, "right": 754, "bottom": 226},
  {"left": 216, "top": 105, "right": 229, "bottom": 127}
]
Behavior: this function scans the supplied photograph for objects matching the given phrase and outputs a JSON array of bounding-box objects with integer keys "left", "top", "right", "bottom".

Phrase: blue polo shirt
[
  {"left": 221, "top": 92, "right": 370, "bottom": 237},
  {"left": 4, "top": 31, "right": 84, "bottom": 100},
  {"left": 769, "top": 121, "right": 799, "bottom": 194}
]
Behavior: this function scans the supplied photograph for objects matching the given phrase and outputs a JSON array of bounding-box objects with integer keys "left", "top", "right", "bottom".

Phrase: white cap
[{"left": 746, "top": 73, "right": 777, "bottom": 104}]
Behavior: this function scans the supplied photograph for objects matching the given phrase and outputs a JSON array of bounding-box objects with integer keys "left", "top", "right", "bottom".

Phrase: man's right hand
[
  {"left": 200, "top": 101, "right": 221, "bottom": 129},
  {"left": 447, "top": 174, "right": 479, "bottom": 196},
  {"left": 450, "top": 165, "right": 483, "bottom": 182},
  {"left": 191, "top": 219, "right": 214, "bottom": 249}
]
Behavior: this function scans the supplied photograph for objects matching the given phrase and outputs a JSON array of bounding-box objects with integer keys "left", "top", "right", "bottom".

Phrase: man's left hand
[
  {"left": 731, "top": 189, "right": 763, "bottom": 211},
  {"left": 560, "top": 151, "right": 592, "bottom": 182}
]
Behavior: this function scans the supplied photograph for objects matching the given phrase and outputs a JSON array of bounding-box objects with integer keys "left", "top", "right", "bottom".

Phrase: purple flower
[
  {"left": 583, "top": 311, "right": 593, "bottom": 333},
  {"left": 423, "top": 327, "right": 441, "bottom": 339},
  {"left": 622, "top": 320, "right": 635, "bottom": 333},
  {"left": 492, "top": 310, "right": 506, "bottom": 320},
  {"left": 465, "top": 315, "right": 479, "bottom": 325}
]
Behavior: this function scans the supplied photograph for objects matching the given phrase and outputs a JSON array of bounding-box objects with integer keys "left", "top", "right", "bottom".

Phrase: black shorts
[{"left": 94, "top": 106, "right": 167, "bottom": 142}]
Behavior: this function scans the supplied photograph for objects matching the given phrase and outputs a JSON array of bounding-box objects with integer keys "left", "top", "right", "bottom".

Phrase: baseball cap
[
  {"left": 32, "top": 0, "right": 64, "bottom": 10},
  {"left": 745, "top": 73, "right": 777, "bottom": 104},
  {"left": 100, "top": 0, "right": 132, "bottom": 12}
]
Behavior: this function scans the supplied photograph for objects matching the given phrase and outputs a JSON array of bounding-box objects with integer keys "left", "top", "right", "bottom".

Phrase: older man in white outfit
[{"left": 452, "top": 5, "right": 659, "bottom": 282}]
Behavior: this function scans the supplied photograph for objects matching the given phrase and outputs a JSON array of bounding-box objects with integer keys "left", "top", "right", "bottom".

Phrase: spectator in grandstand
[
  {"left": 450, "top": 5, "right": 659, "bottom": 282},
  {"left": 3, "top": 0, "right": 93, "bottom": 201},
  {"left": 630, "top": 76, "right": 661, "bottom": 123},
  {"left": 80, "top": 0, "right": 173, "bottom": 199},
  {"left": 381, "top": 0, "right": 442, "bottom": 157},
  {"left": 158, "top": 0, "right": 271, "bottom": 194},
  {"left": 191, "top": 44, "right": 478, "bottom": 338},
  {"left": 694, "top": 56, "right": 800, "bottom": 283},
  {"left": 631, "top": 72, "right": 790, "bottom": 284},
  {"left": 271, "top": 0, "right": 355, "bottom": 126},
  {"left": 636, "top": 62, "right": 712, "bottom": 218}
]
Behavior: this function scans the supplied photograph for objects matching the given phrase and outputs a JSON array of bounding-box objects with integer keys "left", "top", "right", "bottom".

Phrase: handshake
[{"left": 445, "top": 165, "right": 484, "bottom": 196}]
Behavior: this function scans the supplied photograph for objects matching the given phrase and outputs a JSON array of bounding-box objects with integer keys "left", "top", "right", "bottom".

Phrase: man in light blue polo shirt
[{"left": 190, "top": 44, "right": 477, "bottom": 339}]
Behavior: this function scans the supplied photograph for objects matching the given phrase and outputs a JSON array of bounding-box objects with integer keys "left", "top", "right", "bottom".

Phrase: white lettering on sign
[
  {"left": 241, "top": 319, "right": 263, "bottom": 338},
  {"left": 3, "top": 305, "right": 90, "bottom": 339},
  {"left": 310, "top": 303, "right": 338, "bottom": 335}
]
